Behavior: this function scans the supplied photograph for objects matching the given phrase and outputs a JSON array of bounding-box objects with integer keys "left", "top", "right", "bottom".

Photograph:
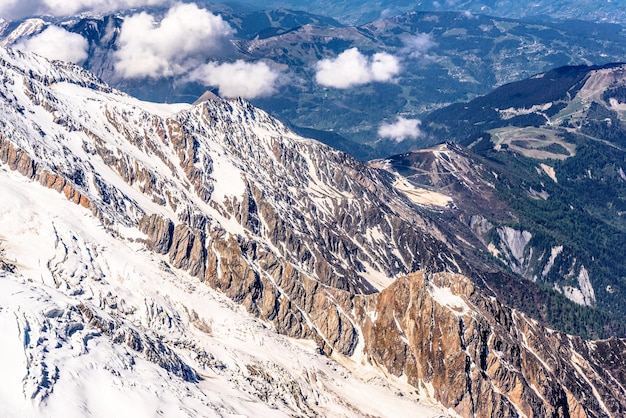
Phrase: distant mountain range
[
  {"left": 235, "top": 0, "right": 626, "bottom": 25},
  {"left": 2, "top": 7, "right": 626, "bottom": 159}
]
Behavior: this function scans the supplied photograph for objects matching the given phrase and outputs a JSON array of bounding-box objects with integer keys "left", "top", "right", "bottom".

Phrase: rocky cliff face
[
  {"left": 356, "top": 271, "right": 626, "bottom": 417},
  {"left": 1, "top": 46, "right": 625, "bottom": 417}
]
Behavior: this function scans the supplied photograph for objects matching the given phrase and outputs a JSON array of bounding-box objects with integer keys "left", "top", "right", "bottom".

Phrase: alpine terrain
[
  {"left": 1, "top": 44, "right": 626, "bottom": 417},
  {"left": 3, "top": 6, "right": 626, "bottom": 158},
  {"left": 374, "top": 64, "right": 626, "bottom": 338}
]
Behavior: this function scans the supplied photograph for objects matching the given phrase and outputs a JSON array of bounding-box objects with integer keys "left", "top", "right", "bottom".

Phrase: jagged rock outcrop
[
  {"left": 138, "top": 214, "right": 174, "bottom": 253},
  {"left": 0, "top": 246, "right": 16, "bottom": 273},
  {"left": 0, "top": 135, "right": 92, "bottom": 209},
  {"left": 77, "top": 303, "right": 198, "bottom": 383},
  {"left": 356, "top": 271, "right": 626, "bottom": 417},
  {"left": 139, "top": 212, "right": 360, "bottom": 356}
]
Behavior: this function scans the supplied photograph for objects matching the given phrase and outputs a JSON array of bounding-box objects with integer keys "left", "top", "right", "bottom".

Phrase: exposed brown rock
[
  {"left": 138, "top": 203, "right": 626, "bottom": 417},
  {"left": 0, "top": 135, "right": 93, "bottom": 210},
  {"left": 355, "top": 271, "right": 626, "bottom": 417},
  {"left": 138, "top": 214, "right": 174, "bottom": 254}
]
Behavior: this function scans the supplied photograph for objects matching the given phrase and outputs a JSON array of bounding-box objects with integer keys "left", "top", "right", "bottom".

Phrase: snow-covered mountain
[
  {"left": 1, "top": 46, "right": 626, "bottom": 417},
  {"left": 0, "top": 46, "right": 453, "bottom": 417}
]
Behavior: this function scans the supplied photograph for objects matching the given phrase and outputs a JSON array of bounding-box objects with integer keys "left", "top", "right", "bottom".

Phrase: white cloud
[
  {"left": 380, "top": 8, "right": 399, "bottom": 19},
  {"left": 0, "top": 0, "right": 31, "bottom": 20},
  {"left": 14, "top": 25, "right": 88, "bottom": 64},
  {"left": 114, "top": 3, "right": 234, "bottom": 79},
  {"left": 0, "top": 0, "right": 169, "bottom": 20},
  {"left": 315, "top": 48, "right": 400, "bottom": 89},
  {"left": 370, "top": 52, "right": 401, "bottom": 82},
  {"left": 401, "top": 33, "right": 437, "bottom": 60},
  {"left": 378, "top": 117, "right": 422, "bottom": 142},
  {"left": 462, "top": 10, "right": 478, "bottom": 19},
  {"left": 189, "top": 60, "right": 280, "bottom": 99}
]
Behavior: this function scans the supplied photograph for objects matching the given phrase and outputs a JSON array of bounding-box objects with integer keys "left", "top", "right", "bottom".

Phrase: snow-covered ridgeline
[
  {"left": 1, "top": 46, "right": 625, "bottom": 418},
  {"left": 0, "top": 44, "right": 463, "bottom": 298}
]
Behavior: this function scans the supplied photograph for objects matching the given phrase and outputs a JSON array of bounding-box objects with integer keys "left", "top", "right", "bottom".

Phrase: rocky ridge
[
  {"left": 0, "top": 45, "right": 463, "bottom": 355},
  {"left": 1, "top": 46, "right": 625, "bottom": 416},
  {"left": 358, "top": 271, "right": 626, "bottom": 417}
]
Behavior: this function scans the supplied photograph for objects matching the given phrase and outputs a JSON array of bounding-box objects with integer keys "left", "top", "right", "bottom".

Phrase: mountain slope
[
  {"left": 375, "top": 64, "right": 626, "bottom": 336},
  {"left": 418, "top": 63, "right": 626, "bottom": 148},
  {"left": 0, "top": 165, "right": 449, "bottom": 417},
  {"left": 372, "top": 141, "right": 626, "bottom": 338},
  {"left": 0, "top": 44, "right": 467, "bottom": 355},
  {"left": 1, "top": 46, "right": 626, "bottom": 417},
  {"left": 358, "top": 270, "right": 626, "bottom": 417}
]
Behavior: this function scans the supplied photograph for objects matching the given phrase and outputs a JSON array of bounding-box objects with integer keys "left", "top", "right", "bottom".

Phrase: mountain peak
[{"left": 192, "top": 90, "right": 222, "bottom": 105}]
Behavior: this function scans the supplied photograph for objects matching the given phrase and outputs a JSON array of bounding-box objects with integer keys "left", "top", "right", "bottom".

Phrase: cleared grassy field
[{"left": 489, "top": 126, "right": 576, "bottom": 160}]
